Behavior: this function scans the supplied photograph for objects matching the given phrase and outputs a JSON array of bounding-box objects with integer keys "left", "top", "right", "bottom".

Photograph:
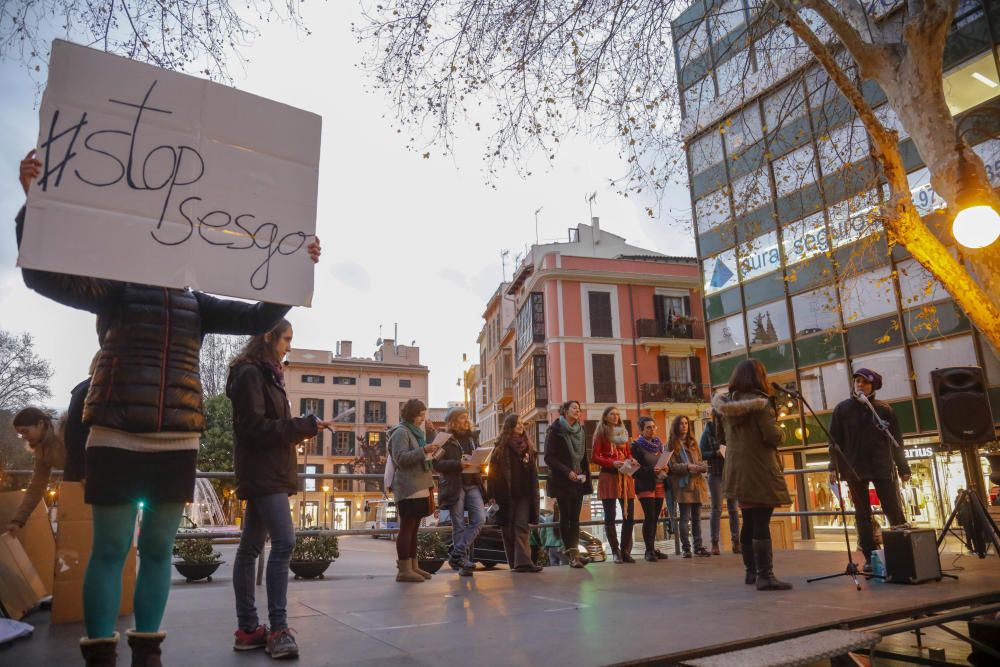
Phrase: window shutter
[
  {"left": 588, "top": 292, "right": 613, "bottom": 337},
  {"left": 654, "top": 295, "right": 666, "bottom": 328},
  {"left": 689, "top": 356, "right": 702, "bottom": 388},
  {"left": 592, "top": 354, "right": 617, "bottom": 403},
  {"left": 682, "top": 296, "right": 691, "bottom": 316},
  {"left": 658, "top": 356, "right": 671, "bottom": 383}
]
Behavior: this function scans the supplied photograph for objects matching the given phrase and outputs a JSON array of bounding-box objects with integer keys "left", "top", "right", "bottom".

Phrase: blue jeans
[
  {"left": 448, "top": 485, "right": 486, "bottom": 559},
  {"left": 233, "top": 494, "right": 295, "bottom": 631},
  {"left": 679, "top": 503, "right": 704, "bottom": 552},
  {"left": 708, "top": 473, "right": 739, "bottom": 545}
]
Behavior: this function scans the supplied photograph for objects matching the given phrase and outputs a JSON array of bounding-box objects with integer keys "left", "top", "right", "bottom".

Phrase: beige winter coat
[{"left": 712, "top": 391, "right": 791, "bottom": 507}]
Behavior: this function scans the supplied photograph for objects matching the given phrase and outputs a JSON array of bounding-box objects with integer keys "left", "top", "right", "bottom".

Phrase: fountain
[{"left": 183, "top": 477, "right": 229, "bottom": 528}]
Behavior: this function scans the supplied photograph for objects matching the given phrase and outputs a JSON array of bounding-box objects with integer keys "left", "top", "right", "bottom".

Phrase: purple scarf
[
  {"left": 263, "top": 359, "right": 285, "bottom": 387},
  {"left": 634, "top": 436, "right": 664, "bottom": 455}
]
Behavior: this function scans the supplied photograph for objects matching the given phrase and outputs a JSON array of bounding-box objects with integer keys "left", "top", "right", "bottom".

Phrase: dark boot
[
  {"left": 732, "top": 540, "right": 742, "bottom": 554},
  {"left": 752, "top": 539, "right": 792, "bottom": 591},
  {"left": 80, "top": 633, "right": 119, "bottom": 667},
  {"left": 742, "top": 546, "right": 756, "bottom": 585},
  {"left": 621, "top": 521, "right": 635, "bottom": 562},
  {"left": 127, "top": 629, "right": 165, "bottom": 667}
]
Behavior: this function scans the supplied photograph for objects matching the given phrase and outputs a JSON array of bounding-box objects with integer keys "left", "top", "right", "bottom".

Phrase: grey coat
[{"left": 388, "top": 424, "right": 433, "bottom": 503}]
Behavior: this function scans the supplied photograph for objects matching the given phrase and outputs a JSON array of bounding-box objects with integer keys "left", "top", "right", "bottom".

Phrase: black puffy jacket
[
  {"left": 227, "top": 362, "right": 318, "bottom": 499},
  {"left": 16, "top": 207, "right": 290, "bottom": 433},
  {"left": 829, "top": 394, "right": 909, "bottom": 481}
]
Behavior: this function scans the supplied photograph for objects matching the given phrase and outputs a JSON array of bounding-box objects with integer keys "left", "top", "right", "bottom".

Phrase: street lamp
[
  {"left": 952, "top": 113, "right": 1000, "bottom": 249},
  {"left": 322, "top": 484, "right": 331, "bottom": 529}
]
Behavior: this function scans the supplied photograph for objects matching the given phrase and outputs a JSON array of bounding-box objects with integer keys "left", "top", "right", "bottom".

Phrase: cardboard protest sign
[{"left": 19, "top": 39, "right": 321, "bottom": 306}]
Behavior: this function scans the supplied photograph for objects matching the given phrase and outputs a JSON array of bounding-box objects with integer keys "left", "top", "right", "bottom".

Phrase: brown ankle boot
[
  {"left": 127, "top": 629, "right": 166, "bottom": 667},
  {"left": 410, "top": 558, "right": 433, "bottom": 579},
  {"left": 80, "top": 633, "right": 119, "bottom": 667}
]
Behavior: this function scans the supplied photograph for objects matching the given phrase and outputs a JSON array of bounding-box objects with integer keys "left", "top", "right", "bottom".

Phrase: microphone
[{"left": 855, "top": 390, "right": 871, "bottom": 406}]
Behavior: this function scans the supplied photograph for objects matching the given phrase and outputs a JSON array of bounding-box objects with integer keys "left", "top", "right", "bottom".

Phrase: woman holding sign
[{"left": 15, "top": 150, "right": 321, "bottom": 667}]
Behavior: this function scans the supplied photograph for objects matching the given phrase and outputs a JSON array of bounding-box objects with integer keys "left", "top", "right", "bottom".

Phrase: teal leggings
[{"left": 83, "top": 502, "right": 184, "bottom": 638}]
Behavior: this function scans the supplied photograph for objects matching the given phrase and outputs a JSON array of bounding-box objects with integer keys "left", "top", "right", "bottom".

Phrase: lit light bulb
[{"left": 953, "top": 204, "right": 1000, "bottom": 248}]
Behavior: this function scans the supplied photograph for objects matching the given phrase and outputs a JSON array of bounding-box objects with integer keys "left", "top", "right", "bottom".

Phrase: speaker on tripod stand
[{"left": 930, "top": 367, "right": 995, "bottom": 501}]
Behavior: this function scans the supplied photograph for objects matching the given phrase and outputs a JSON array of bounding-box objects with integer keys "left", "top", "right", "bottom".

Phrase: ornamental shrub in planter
[
  {"left": 173, "top": 538, "right": 223, "bottom": 582},
  {"left": 289, "top": 532, "right": 339, "bottom": 579}
]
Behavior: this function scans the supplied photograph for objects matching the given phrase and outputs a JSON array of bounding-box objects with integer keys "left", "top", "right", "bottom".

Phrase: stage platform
[{"left": 5, "top": 540, "right": 999, "bottom": 666}]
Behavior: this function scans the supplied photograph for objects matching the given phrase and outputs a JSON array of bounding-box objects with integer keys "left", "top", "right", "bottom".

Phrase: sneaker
[
  {"left": 644, "top": 550, "right": 658, "bottom": 562},
  {"left": 459, "top": 564, "right": 475, "bottom": 577},
  {"left": 862, "top": 560, "right": 873, "bottom": 575},
  {"left": 265, "top": 628, "right": 299, "bottom": 660},
  {"left": 447, "top": 552, "right": 464, "bottom": 571},
  {"left": 233, "top": 625, "right": 268, "bottom": 651},
  {"left": 682, "top": 551, "right": 693, "bottom": 559},
  {"left": 694, "top": 547, "right": 711, "bottom": 558}
]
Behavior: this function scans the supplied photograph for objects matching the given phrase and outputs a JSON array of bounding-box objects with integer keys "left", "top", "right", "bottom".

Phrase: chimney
[
  {"left": 336, "top": 340, "right": 353, "bottom": 358},
  {"left": 592, "top": 216, "right": 600, "bottom": 243}
]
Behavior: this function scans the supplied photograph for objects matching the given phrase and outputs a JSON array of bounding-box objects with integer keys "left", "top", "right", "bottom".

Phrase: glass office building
[{"left": 673, "top": 0, "right": 1000, "bottom": 535}]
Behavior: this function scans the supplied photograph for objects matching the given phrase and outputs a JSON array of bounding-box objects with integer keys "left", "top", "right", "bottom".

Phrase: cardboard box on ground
[
  {"left": 0, "top": 534, "right": 46, "bottom": 620},
  {"left": 51, "top": 482, "right": 136, "bottom": 623},
  {"left": 0, "top": 490, "right": 56, "bottom": 595}
]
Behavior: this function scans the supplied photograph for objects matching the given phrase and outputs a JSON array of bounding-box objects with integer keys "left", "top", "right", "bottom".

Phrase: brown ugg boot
[
  {"left": 127, "top": 629, "right": 166, "bottom": 667},
  {"left": 410, "top": 558, "right": 433, "bottom": 579},
  {"left": 80, "top": 632, "right": 119, "bottom": 667},
  {"left": 396, "top": 558, "right": 424, "bottom": 582}
]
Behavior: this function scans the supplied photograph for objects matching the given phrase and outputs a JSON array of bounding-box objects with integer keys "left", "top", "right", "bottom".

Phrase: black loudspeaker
[
  {"left": 930, "top": 366, "right": 995, "bottom": 445},
  {"left": 883, "top": 528, "right": 941, "bottom": 584}
]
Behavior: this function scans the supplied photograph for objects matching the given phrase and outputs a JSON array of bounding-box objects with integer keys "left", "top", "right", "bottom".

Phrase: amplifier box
[{"left": 883, "top": 528, "right": 941, "bottom": 584}]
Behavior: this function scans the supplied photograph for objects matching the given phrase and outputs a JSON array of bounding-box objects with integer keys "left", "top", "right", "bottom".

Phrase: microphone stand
[{"left": 781, "top": 386, "right": 863, "bottom": 590}]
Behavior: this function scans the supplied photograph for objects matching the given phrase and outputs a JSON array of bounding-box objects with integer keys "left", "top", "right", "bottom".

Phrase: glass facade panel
[
  {"left": 903, "top": 301, "right": 970, "bottom": 342},
  {"left": 757, "top": 25, "right": 799, "bottom": 83},
  {"left": 851, "top": 348, "right": 911, "bottom": 401},
  {"left": 703, "top": 248, "right": 739, "bottom": 295},
  {"left": 724, "top": 104, "right": 764, "bottom": 156},
  {"left": 705, "top": 286, "right": 743, "bottom": 320},
  {"left": 875, "top": 104, "right": 909, "bottom": 141},
  {"left": 691, "top": 130, "right": 724, "bottom": 175},
  {"left": 818, "top": 121, "right": 868, "bottom": 176},
  {"left": 764, "top": 80, "right": 806, "bottom": 131},
  {"left": 972, "top": 138, "right": 1000, "bottom": 186},
  {"left": 750, "top": 343, "right": 794, "bottom": 373},
  {"left": 943, "top": 49, "right": 1000, "bottom": 116},
  {"left": 782, "top": 211, "right": 828, "bottom": 266},
  {"left": 773, "top": 143, "right": 817, "bottom": 198},
  {"left": 711, "top": 354, "right": 746, "bottom": 387},
  {"left": 847, "top": 316, "right": 903, "bottom": 355},
  {"left": 791, "top": 285, "right": 840, "bottom": 335},
  {"left": 710, "top": 0, "right": 746, "bottom": 40},
  {"left": 796, "top": 332, "right": 846, "bottom": 366},
  {"left": 828, "top": 190, "right": 880, "bottom": 249},
  {"left": 695, "top": 187, "right": 732, "bottom": 233},
  {"left": 910, "top": 335, "right": 977, "bottom": 395},
  {"left": 907, "top": 167, "right": 946, "bottom": 217},
  {"left": 897, "top": 258, "right": 948, "bottom": 308},
  {"left": 746, "top": 300, "right": 790, "bottom": 348},
  {"left": 684, "top": 76, "right": 717, "bottom": 118},
  {"left": 710, "top": 313, "right": 747, "bottom": 358},
  {"left": 676, "top": 20, "right": 710, "bottom": 65},
  {"left": 732, "top": 166, "right": 771, "bottom": 217},
  {"left": 716, "top": 49, "right": 751, "bottom": 95},
  {"left": 841, "top": 265, "right": 896, "bottom": 324},
  {"left": 743, "top": 272, "right": 786, "bottom": 307},
  {"left": 738, "top": 230, "right": 781, "bottom": 282},
  {"left": 799, "top": 361, "right": 849, "bottom": 412}
]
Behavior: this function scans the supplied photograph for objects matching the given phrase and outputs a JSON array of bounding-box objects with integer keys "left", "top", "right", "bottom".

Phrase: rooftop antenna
[
  {"left": 534, "top": 206, "right": 543, "bottom": 245},
  {"left": 586, "top": 191, "right": 597, "bottom": 220},
  {"left": 501, "top": 249, "right": 510, "bottom": 282},
  {"left": 394, "top": 322, "right": 398, "bottom": 343},
  {"left": 376, "top": 324, "right": 383, "bottom": 347}
]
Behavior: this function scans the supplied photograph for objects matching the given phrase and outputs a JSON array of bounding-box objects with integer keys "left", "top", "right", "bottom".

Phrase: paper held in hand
[
  {"left": 427, "top": 431, "right": 452, "bottom": 460},
  {"left": 655, "top": 449, "right": 673, "bottom": 480},
  {"left": 465, "top": 446, "right": 495, "bottom": 467},
  {"left": 719, "top": 444, "right": 727, "bottom": 458},
  {"left": 619, "top": 458, "right": 640, "bottom": 477}
]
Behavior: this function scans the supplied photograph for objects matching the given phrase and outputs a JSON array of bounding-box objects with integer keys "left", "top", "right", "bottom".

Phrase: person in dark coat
[
  {"left": 631, "top": 416, "right": 670, "bottom": 561},
  {"left": 16, "top": 149, "right": 321, "bottom": 666},
  {"left": 433, "top": 406, "right": 485, "bottom": 576},
  {"left": 828, "top": 367, "right": 910, "bottom": 573},
  {"left": 227, "top": 320, "right": 330, "bottom": 659},
  {"left": 487, "top": 414, "right": 542, "bottom": 572},
  {"left": 543, "top": 400, "right": 592, "bottom": 568},
  {"left": 700, "top": 408, "right": 740, "bottom": 554},
  {"left": 712, "top": 359, "right": 792, "bottom": 591}
]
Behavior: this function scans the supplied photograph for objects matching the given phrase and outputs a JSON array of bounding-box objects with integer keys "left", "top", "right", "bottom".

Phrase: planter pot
[
  {"left": 289, "top": 560, "right": 332, "bottom": 580},
  {"left": 987, "top": 453, "right": 1000, "bottom": 486},
  {"left": 417, "top": 558, "right": 445, "bottom": 574},
  {"left": 174, "top": 561, "right": 223, "bottom": 582}
]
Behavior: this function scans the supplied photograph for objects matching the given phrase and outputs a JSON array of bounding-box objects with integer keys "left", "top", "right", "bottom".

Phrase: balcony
[
  {"left": 640, "top": 382, "right": 707, "bottom": 404},
  {"left": 635, "top": 318, "right": 702, "bottom": 340}
]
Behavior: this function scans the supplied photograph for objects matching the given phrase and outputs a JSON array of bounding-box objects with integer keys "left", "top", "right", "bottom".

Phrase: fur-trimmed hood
[{"left": 711, "top": 391, "right": 773, "bottom": 425}]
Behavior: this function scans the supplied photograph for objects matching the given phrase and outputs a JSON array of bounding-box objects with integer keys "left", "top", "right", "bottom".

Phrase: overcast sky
[{"left": 0, "top": 3, "right": 695, "bottom": 410}]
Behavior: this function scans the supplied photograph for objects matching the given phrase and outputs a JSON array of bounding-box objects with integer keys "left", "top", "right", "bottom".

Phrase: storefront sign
[{"left": 904, "top": 446, "right": 934, "bottom": 459}]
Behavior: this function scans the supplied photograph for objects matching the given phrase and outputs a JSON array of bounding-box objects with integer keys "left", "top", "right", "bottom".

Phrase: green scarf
[
  {"left": 559, "top": 416, "right": 585, "bottom": 469},
  {"left": 402, "top": 420, "right": 427, "bottom": 447}
]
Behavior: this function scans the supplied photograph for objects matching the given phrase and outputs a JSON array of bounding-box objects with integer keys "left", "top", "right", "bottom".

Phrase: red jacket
[{"left": 592, "top": 434, "right": 629, "bottom": 473}]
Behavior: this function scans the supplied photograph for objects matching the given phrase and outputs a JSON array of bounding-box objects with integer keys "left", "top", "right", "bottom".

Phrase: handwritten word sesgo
[{"left": 37, "top": 81, "right": 310, "bottom": 291}]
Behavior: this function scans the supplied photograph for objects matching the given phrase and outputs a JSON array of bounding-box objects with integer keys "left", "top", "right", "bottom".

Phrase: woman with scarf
[
  {"left": 631, "top": 416, "right": 670, "bottom": 562},
  {"left": 666, "top": 415, "right": 710, "bottom": 558},
  {"left": 6, "top": 407, "right": 66, "bottom": 536},
  {"left": 543, "top": 400, "right": 591, "bottom": 568},
  {"left": 488, "top": 415, "right": 542, "bottom": 572},
  {"left": 387, "top": 399, "right": 442, "bottom": 583},
  {"left": 591, "top": 406, "right": 637, "bottom": 564},
  {"left": 227, "top": 320, "right": 332, "bottom": 659}
]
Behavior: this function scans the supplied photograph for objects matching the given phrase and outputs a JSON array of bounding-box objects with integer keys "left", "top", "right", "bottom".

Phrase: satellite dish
[{"left": 376, "top": 337, "right": 383, "bottom": 346}]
